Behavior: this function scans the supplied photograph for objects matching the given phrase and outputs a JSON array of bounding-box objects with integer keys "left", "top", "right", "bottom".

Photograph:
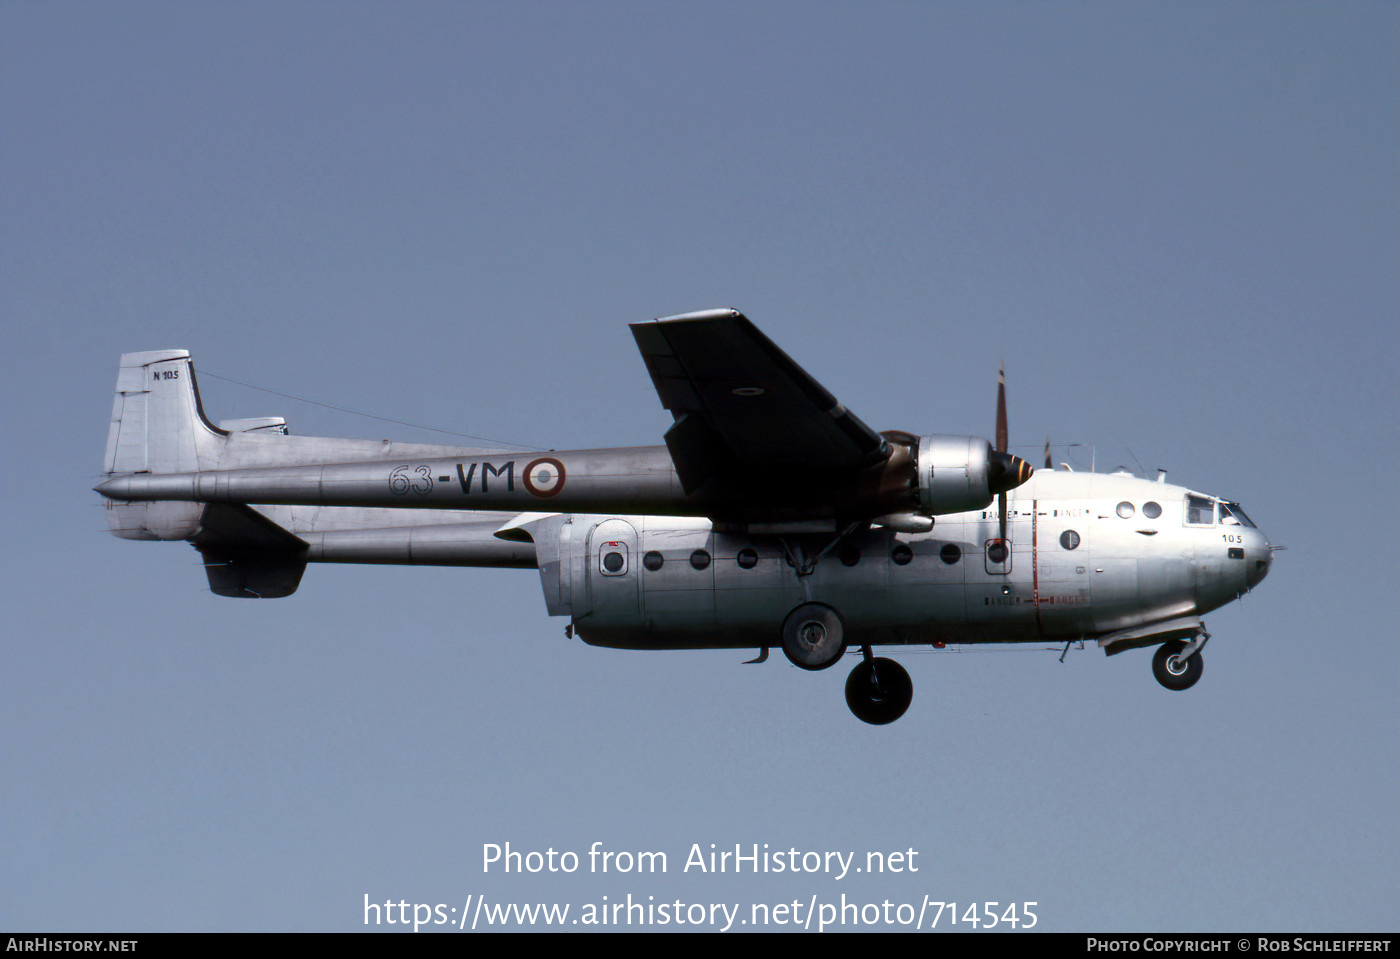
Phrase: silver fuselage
[{"left": 520, "top": 469, "right": 1271, "bottom": 650}]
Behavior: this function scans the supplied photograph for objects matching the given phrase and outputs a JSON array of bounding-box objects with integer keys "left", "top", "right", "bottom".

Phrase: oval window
[
  {"left": 736, "top": 548, "right": 758, "bottom": 569},
  {"left": 839, "top": 546, "right": 861, "bottom": 567},
  {"left": 690, "top": 550, "right": 711, "bottom": 570},
  {"left": 940, "top": 543, "right": 961, "bottom": 565},
  {"left": 642, "top": 550, "right": 664, "bottom": 571},
  {"left": 891, "top": 543, "right": 913, "bottom": 566},
  {"left": 1117, "top": 501, "right": 1135, "bottom": 518},
  {"left": 1142, "top": 501, "right": 1162, "bottom": 519},
  {"left": 1060, "top": 530, "right": 1080, "bottom": 550},
  {"left": 987, "top": 542, "right": 1008, "bottom": 564},
  {"left": 603, "top": 551, "right": 625, "bottom": 573}
]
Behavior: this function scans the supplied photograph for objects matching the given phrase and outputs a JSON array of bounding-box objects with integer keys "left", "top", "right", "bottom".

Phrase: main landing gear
[
  {"left": 771, "top": 602, "right": 915, "bottom": 724},
  {"left": 845, "top": 648, "right": 912, "bottom": 725},
  {"left": 780, "top": 602, "right": 846, "bottom": 670},
  {"left": 771, "top": 528, "right": 913, "bottom": 723},
  {"left": 1152, "top": 629, "right": 1209, "bottom": 691}
]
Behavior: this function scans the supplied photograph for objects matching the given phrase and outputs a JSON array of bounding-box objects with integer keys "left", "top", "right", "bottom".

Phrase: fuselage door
[{"left": 585, "top": 519, "right": 640, "bottom": 625}]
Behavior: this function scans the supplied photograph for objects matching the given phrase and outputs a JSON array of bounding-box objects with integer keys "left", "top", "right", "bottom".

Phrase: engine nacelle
[
  {"left": 915, "top": 435, "right": 995, "bottom": 515},
  {"left": 913, "top": 434, "right": 1030, "bottom": 515}
]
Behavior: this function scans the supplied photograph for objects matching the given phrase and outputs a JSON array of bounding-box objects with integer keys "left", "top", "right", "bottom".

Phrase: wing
[{"left": 630, "top": 309, "right": 889, "bottom": 498}]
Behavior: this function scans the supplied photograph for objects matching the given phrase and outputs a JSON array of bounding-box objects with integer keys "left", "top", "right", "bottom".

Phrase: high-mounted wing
[{"left": 630, "top": 309, "right": 889, "bottom": 499}]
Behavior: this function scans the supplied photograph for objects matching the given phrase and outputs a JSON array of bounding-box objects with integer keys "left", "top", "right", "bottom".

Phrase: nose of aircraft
[{"left": 1246, "top": 528, "right": 1274, "bottom": 590}]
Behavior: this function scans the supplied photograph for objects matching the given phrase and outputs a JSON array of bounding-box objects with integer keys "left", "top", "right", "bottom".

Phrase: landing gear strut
[{"left": 844, "top": 647, "right": 913, "bottom": 725}]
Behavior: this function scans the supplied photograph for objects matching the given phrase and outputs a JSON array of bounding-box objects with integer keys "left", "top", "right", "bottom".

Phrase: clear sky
[{"left": 2, "top": 1, "right": 1396, "bottom": 932}]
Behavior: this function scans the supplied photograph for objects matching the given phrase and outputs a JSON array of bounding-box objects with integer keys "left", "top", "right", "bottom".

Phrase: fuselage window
[
  {"left": 1060, "top": 530, "right": 1080, "bottom": 550},
  {"left": 1142, "top": 501, "right": 1162, "bottom": 519},
  {"left": 690, "top": 549, "right": 711, "bottom": 570},
  {"left": 939, "top": 543, "right": 961, "bottom": 565},
  {"left": 891, "top": 543, "right": 913, "bottom": 566},
  {"left": 984, "top": 539, "right": 1011, "bottom": 574},
  {"left": 839, "top": 546, "right": 861, "bottom": 567},
  {"left": 1185, "top": 495, "right": 1215, "bottom": 526},
  {"left": 642, "top": 550, "right": 664, "bottom": 571},
  {"left": 736, "top": 548, "right": 758, "bottom": 569},
  {"left": 1117, "top": 501, "right": 1135, "bottom": 518},
  {"left": 600, "top": 544, "right": 628, "bottom": 575}
]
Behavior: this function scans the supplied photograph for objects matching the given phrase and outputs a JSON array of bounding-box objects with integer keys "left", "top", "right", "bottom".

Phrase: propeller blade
[
  {"left": 990, "top": 366, "right": 1032, "bottom": 547},
  {"left": 995, "top": 365, "right": 1008, "bottom": 453},
  {"left": 997, "top": 367, "right": 1008, "bottom": 544},
  {"left": 1044, "top": 436, "right": 1053, "bottom": 470}
]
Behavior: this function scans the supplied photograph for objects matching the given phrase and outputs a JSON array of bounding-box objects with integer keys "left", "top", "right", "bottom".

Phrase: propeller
[{"left": 988, "top": 366, "right": 1033, "bottom": 551}]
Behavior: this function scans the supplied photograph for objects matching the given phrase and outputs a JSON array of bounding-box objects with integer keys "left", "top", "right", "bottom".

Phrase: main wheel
[
  {"left": 845, "top": 657, "right": 913, "bottom": 725},
  {"left": 780, "top": 603, "right": 846, "bottom": 670},
  {"left": 1152, "top": 639, "right": 1203, "bottom": 691}
]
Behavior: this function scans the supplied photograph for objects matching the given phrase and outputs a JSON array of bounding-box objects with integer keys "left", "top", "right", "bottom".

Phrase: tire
[
  {"left": 845, "top": 657, "right": 913, "bottom": 725},
  {"left": 780, "top": 603, "right": 846, "bottom": 670},
  {"left": 1152, "top": 639, "right": 1203, "bottom": 691}
]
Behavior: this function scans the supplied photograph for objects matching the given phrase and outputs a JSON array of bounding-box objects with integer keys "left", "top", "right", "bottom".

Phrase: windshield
[{"left": 1219, "top": 502, "right": 1257, "bottom": 528}]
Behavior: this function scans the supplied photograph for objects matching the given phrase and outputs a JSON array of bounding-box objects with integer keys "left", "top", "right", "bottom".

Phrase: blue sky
[{"left": 2, "top": 2, "right": 1396, "bottom": 932}]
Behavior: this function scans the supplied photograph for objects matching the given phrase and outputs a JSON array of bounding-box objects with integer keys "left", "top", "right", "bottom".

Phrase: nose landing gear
[
  {"left": 844, "top": 647, "right": 913, "bottom": 725},
  {"left": 1152, "top": 631, "right": 1208, "bottom": 691}
]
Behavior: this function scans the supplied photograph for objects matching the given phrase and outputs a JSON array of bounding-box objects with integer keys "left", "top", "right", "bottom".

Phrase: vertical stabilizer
[
  {"left": 102, "top": 351, "right": 225, "bottom": 541},
  {"left": 103, "top": 350, "right": 226, "bottom": 476}
]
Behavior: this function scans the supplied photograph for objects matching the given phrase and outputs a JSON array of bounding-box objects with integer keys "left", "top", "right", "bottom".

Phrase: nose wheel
[
  {"left": 1152, "top": 638, "right": 1204, "bottom": 691},
  {"left": 845, "top": 654, "right": 913, "bottom": 725}
]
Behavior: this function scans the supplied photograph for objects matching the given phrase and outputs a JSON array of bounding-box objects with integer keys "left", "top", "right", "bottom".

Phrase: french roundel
[{"left": 522, "top": 457, "right": 566, "bottom": 498}]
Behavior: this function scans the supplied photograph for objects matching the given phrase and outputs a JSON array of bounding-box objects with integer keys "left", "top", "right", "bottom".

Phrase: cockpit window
[
  {"left": 1185, "top": 495, "right": 1215, "bottom": 526},
  {"left": 1219, "top": 502, "right": 1256, "bottom": 528}
]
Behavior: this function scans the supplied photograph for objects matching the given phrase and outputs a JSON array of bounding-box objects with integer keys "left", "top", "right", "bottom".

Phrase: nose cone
[
  {"left": 989, "top": 451, "right": 1033, "bottom": 495},
  {"left": 1246, "top": 529, "right": 1274, "bottom": 590}
]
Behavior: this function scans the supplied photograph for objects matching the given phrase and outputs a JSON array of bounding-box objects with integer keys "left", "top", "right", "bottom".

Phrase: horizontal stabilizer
[
  {"left": 193, "top": 504, "right": 308, "bottom": 598},
  {"left": 199, "top": 549, "right": 307, "bottom": 599},
  {"left": 194, "top": 503, "right": 308, "bottom": 552}
]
